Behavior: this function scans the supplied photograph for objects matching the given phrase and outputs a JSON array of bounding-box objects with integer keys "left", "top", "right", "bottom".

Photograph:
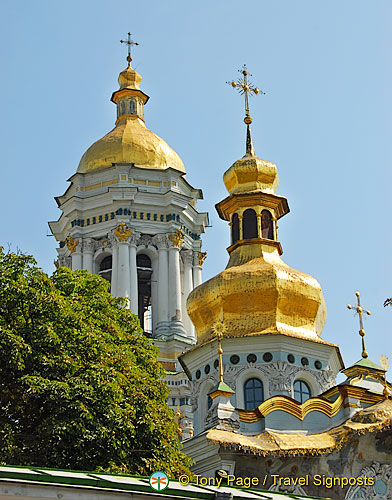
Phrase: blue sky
[{"left": 0, "top": 0, "right": 391, "bottom": 373}]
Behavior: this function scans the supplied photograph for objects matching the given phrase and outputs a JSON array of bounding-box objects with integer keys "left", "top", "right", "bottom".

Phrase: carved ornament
[
  {"left": 114, "top": 222, "right": 132, "bottom": 242},
  {"left": 65, "top": 235, "right": 79, "bottom": 254},
  {"left": 198, "top": 251, "right": 207, "bottom": 266},
  {"left": 168, "top": 229, "right": 184, "bottom": 248}
]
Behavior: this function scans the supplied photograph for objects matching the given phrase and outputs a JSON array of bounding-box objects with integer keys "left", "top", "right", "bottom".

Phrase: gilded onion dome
[
  {"left": 77, "top": 60, "right": 185, "bottom": 174},
  {"left": 187, "top": 74, "right": 327, "bottom": 346}
]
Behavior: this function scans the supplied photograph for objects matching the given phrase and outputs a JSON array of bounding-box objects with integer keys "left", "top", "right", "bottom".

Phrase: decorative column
[
  {"left": 66, "top": 235, "right": 82, "bottom": 270},
  {"left": 129, "top": 232, "right": 139, "bottom": 315},
  {"left": 82, "top": 238, "right": 94, "bottom": 272},
  {"left": 272, "top": 216, "right": 278, "bottom": 240},
  {"left": 108, "top": 233, "right": 118, "bottom": 296},
  {"left": 181, "top": 249, "right": 195, "bottom": 341},
  {"left": 153, "top": 234, "right": 169, "bottom": 337},
  {"left": 238, "top": 215, "right": 243, "bottom": 240},
  {"left": 114, "top": 223, "right": 132, "bottom": 309},
  {"left": 256, "top": 213, "right": 262, "bottom": 239},
  {"left": 193, "top": 251, "right": 206, "bottom": 288},
  {"left": 168, "top": 230, "right": 187, "bottom": 338}
]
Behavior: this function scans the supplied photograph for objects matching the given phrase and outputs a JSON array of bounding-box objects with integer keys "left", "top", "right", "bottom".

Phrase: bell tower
[{"left": 49, "top": 38, "right": 209, "bottom": 416}]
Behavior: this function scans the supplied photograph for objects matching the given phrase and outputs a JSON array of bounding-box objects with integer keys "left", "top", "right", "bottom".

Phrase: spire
[
  {"left": 347, "top": 290, "right": 371, "bottom": 358},
  {"left": 228, "top": 64, "right": 264, "bottom": 157}
]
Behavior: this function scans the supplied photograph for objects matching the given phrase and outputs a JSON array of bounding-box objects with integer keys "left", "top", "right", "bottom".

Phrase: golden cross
[
  {"left": 228, "top": 65, "right": 264, "bottom": 125},
  {"left": 212, "top": 321, "right": 227, "bottom": 383},
  {"left": 347, "top": 291, "right": 371, "bottom": 359},
  {"left": 120, "top": 32, "right": 139, "bottom": 63}
]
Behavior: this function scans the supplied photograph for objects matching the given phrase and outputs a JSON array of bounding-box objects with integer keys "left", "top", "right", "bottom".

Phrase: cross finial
[
  {"left": 120, "top": 32, "right": 139, "bottom": 65},
  {"left": 347, "top": 290, "right": 371, "bottom": 358},
  {"left": 212, "top": 321, "right": 227, "bottom": 383},
  {"left": 227, "top": 65, "right": 265, "bottom": 156}
]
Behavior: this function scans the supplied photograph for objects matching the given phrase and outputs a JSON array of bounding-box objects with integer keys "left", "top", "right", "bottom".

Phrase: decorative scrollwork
[
  {"left": 114, "top": 222, "right": 132, "bottom": 242},
  {"left": 168, "top": 229, "right": 184, "bottom": 248},
  {"left": 65, "top": 235, "right": 79, "bottom": 254}
]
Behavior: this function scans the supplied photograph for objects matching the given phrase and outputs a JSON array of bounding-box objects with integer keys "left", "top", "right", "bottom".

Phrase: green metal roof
[{"left": 0, "top": 465, "right": 331, "bottom": 500}]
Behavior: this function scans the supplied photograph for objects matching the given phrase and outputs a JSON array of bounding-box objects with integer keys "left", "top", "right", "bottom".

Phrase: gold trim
[
  {"left": 227, "top": 237, "right": 283, "bottom": 256},
  {"left": 134, "top": 179, "right": 146, "bottom": 185},
  {"left": 115, "top": 113, "right": 145, "bottom": 126},
  {"left": 237, "top": 385, "right": 385, "bottom": 423},
  {"left": 102, "top": 178, "right": 119, "bottom": 187},
  {"left": 85, "top": 182, "right": 102, "bottom": 192}
]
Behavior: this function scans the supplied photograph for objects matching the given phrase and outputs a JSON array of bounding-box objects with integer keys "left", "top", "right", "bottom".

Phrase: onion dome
[
  {"left": 77, "top": 60, "right": 185, "bottom": 174},
  {"left": 187, "top": 71, "right": 327, "bottom": 347}
]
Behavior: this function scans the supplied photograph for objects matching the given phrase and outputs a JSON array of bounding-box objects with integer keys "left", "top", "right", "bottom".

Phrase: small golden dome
[
  {"left": 77, "top": 61, "right": 185, "bottom": 174},
  {"left": 77, "top": 118, "right": 185, "bottom": 173},
  {"left": 224, "top": 155, "right": 279, "bottom": 195}
]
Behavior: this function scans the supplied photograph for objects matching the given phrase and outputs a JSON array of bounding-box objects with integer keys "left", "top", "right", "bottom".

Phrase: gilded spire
[
  {"left": 228, "top": 65, "right": 264, "bottom": 157},
  {"left": 347, "top": 291, "right": 371, "bottom": 358},
  {"left": 120, "top": 32, "right": 139, "bottom": 66},
  {"left": 212, "top": 321, "right": 227, "bottom": 383}
]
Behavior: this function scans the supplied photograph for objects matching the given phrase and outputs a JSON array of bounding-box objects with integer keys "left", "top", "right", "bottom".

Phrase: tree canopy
[{"left": 0, "top": 248, "right": 192, "bottom": 476}]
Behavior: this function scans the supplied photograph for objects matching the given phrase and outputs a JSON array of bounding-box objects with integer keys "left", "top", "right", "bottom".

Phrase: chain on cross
[
  {"left": 347, "top": 290, "right": 371, "bottom": 358},
  {"left": 227, "top": 64, "right": 264, "bottom": 125},
  {"left": 120, "top": 32, "right": 139, "bottom": 64}
]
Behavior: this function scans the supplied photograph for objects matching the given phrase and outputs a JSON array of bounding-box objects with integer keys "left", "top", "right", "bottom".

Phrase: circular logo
[{"left": 149, "top": 471, "right": 169, "bottom": 491}]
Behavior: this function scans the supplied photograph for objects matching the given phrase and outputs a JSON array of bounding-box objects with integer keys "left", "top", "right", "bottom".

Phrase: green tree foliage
[{"left": 0, "top": 248, "right": 192, "bottom": 476}]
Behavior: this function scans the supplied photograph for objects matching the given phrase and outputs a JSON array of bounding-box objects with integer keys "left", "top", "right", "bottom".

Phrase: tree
[{"left": 0, "top": 247, "right": 192, "bottom": 476}]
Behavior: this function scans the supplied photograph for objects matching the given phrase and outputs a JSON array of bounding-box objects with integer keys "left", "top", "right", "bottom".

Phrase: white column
[
  {"left": 129, "top": 242, "right": 138, "bottom": 315},
  {"left": 158, "top": 246, "right": 169, "bottom": 324},
  {"left": 118, "top": 242, "right": 131, "bottom": 308},
  {"left": 82, "top": 239, "right": 93, "bottom": 272},
  {"left": 169, "top": 246, "right": 182, "bottom": 322},
  {"left": 192, "top": 251, "right": 206, "bottom": 289},
  {"left": 71, "top": 242, "right": 82, "bottom": 270},
  {"left": 111, "top": 245, "right": 118, "bottom": 296},
  {"left": 182, "top": 250, "right": 195, "bottom": 341}
]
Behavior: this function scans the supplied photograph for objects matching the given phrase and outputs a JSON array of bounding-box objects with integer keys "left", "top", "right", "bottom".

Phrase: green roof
[
  {"left": 354, "top": 357, "right": 383, "bottom": 371},
  {"left": 0, "top": 465, "right": 331, "bottom": 500},
  {"left": 209, "top": 381, "right": 235, "bottom": 395}
]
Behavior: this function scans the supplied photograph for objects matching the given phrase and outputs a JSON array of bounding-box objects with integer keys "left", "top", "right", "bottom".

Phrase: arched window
[
  {"left": 243, "top": 209, "right": 258, "bottom": 240},
  {"left": 293, "top": 380, "right": 311, "bottom": 403},
  {"left": 137, "top": 254, "right": 152, "bottom": 335},
  {"left": 120, "top": 101, "right": 126, "bottom": 116},
  {"left": 98, "top": 255, "right": 112, "bottom": 283},
  {"left": 232, "top": 213, "right": 240, "bottom": 243},
  {"left": 129, "top": 99, "right": 136, "bottom": 114},
  {"left": 244, "top": 378, "right": 264, "bottom": 410},
  {"left": 261, "top": 210, "right": 273, "bottom": 240}
]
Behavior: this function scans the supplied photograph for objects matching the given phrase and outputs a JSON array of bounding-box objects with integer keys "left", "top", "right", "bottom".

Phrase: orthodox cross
[
  {"left": 347, "top": 290, "right": 371, "bottom": 359},
  {"left": 228, "top": 65, "right": 264, "bottom": 156},
  {"left": 120, "top": 32, "right": 139, "bottom": 63},
  {"left": 228, "top": 65, "right": 264, "bottom": 125}
]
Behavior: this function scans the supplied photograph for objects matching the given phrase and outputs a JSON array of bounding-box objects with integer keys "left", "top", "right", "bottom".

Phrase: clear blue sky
[{"left": 1, "top": 1, "right": 391, "bottom": 374}]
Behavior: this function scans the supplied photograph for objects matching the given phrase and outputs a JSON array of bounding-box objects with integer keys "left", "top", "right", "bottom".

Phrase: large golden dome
[
  {"left": 77, "top": 61, "right": 185, "bottom": 174},
  {"left": 77, "top": 118, "right": 185, "bottom": 173}
]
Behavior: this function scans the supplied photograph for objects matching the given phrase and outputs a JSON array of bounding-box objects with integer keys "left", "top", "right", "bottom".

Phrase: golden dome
[
  {"left": 187, "top": 242, "right": 327, "bottom": 346},
  {"left": 77, "top": 118, "right": 185, "bottom": 173},
  {"left": 77, "top": 61, "right": 185, "bottom": 174},
  {"left": 224, "top": 155, "right": 279, "bottom": 195}
]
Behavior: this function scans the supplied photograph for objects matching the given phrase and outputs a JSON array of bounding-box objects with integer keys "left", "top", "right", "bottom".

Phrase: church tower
[{"left": 49, "top": 38, "right": 209, "bottom": 413}]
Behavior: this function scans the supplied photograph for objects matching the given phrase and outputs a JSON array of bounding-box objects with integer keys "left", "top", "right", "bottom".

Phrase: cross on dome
[
  {"left": 347, "top": 290, "right": 371, "bottom": 358},
  {"left": 120, "top": 32, "right": 139, "bottom": 64},
  {"left": 228, "top": 65, "right": 265, "bottom": 156}
]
